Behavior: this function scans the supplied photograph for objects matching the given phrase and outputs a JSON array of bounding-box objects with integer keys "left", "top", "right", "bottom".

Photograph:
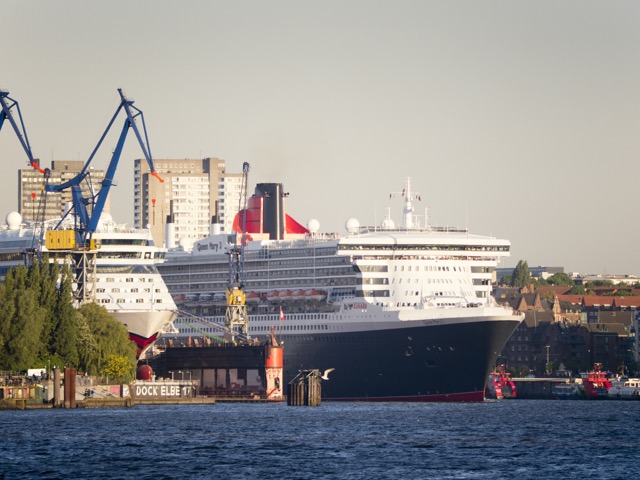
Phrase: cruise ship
[
  {"left": 0, "top": 211, "right": 178, "bottom": 357},
  {"left": 159, "top": 179, "right": 523, "bottom": 401}
]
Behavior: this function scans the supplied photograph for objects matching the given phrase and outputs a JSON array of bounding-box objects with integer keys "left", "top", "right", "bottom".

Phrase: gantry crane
[
  {"left": 225, "top": 161, "right": 250, "bottom": 340},
  {"left": 0, "top": 88, "right": 46, "bottom": 174},
  {"left": 45, "top": 88, "right": 163, "bottom": 249},
  {"left": 42, "top": 88, "right": 163, "bottom": 301}
]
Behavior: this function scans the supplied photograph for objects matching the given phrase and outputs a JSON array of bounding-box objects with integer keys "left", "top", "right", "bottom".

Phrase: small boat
[
  {"left": 185, "top": 294, "right": 199, "bottom": 304},
  {"left": 266, "top": 291, "right": 280, "bottom": 302},
  {"left": 245, "top": 291, "right": 261, "bottom": 304},
  {"left": 305, "top": 289, "right": 326, "bottom": 301},
  {"left": 582, "top": 363, "right": 611, "bottom": 399},
  {"left": 280, "top": 290, "right": 295, "bottom": 301},
  {"left": 552, "top": 382, "right": 581, "bottom": 399},
  {"left": 292, "top": 289, "right": 306, "bottom": 301},
  {"left": 607, "top": 377, "right": 640, "bottom": 400},
  {"left": 486, "top": 364, "right": 517, "bottom": 399},
  {"left": 198, "top": 294, "right": 213, "bottom": 303}
]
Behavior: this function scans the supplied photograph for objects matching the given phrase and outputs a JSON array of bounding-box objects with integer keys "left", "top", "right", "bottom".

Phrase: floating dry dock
[{"left": 148, "top": 338, "right": 284, "bottom": 402}]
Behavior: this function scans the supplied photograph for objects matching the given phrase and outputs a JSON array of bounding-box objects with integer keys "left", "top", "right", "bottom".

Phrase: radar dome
[
  {"left": 5, "top": 211, "right": 22, "bottom": 230},
  {"left": 380, "top": 218, "right": 396, "bottom": 229},
  {"left": 345, "top": 218, "right": 360, "bottom": 234},
  {"left": 307, "top": 218, "right": 320, "bottom": 233}
]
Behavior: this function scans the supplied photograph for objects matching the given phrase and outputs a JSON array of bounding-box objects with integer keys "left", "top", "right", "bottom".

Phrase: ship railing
[
  {"left": 261, "top": 234, "right": 341, "bottom": 250},
  {"left": 351, "top": 225, "right": 469, "bottom": 235}
]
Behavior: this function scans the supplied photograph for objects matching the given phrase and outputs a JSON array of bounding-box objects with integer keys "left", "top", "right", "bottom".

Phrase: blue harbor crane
[
  {"left": 40, "top": 88, "right": 163, "bottom": 302},
  {"left": 0, "top": 88, "right": 45, "bottom": 174},
  {"left": 45, "top": 88, "right": 163, "bottom": 248}
]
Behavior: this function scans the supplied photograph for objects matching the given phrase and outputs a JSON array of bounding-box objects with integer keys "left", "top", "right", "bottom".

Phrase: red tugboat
[
  {"left": 583, "top": 363, "right": 612, "bottom": 399},
  {"left": 486, "top": 364, "right": 517, "bottom": 399}
]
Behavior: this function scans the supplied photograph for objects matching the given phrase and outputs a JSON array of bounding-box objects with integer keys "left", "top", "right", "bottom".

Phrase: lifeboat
[
  {"left": 185, "top": 294, "right": 199, "bottom": 304},
  {"left": 213, "top": 293, "right": 227, "bottom": 305},
  {"left": 172, "top": 294, "right": 186, "bottom": 303},
  {"left": 280, "top": 290, "right": 294, "bottom": 301},
  {"left": 198, "top": 294, "right": 213, "bottom": 303},
  {"left": 292, "top": 289, "right": 306, "bottom": 301},
  {"left": 266, "top": 291, "right": 280, "bottom": 302},
  {"left": 245, "top": 291, "right": 261, "bottom": 304},
  {"left": 305, "top": 289, "right": 327, "bottom": 301}
]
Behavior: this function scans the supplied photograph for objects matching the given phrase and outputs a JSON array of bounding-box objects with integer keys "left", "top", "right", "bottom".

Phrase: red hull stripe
[{"left": 129, "top": 333, "right": 158, "bottom": 351}]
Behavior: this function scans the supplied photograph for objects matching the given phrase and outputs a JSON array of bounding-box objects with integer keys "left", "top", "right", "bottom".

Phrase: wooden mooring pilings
[{"left": 287, "top": 369, "right": 323, "bottom": 406}]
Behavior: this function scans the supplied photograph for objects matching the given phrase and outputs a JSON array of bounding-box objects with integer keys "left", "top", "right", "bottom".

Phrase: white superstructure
[{"left": 160, "top": 177, "right": 514, "bottom": 336}]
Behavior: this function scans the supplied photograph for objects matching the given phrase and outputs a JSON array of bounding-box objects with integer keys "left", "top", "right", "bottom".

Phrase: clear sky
[{"left": 2, "top": 1, "right": 639, "bottom": 276}]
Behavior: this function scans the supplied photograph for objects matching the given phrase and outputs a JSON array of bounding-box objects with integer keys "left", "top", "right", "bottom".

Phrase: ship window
[{"left": 156, "top": 299, "right": 162, "bottom": 303}]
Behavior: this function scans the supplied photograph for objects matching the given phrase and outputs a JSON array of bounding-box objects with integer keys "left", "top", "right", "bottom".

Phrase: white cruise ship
[
  {"left": 158, "top": 179, "right": 523, "bottom": 401},
  {"left": 0, "top": 211, "right": 177, "bottom": 357}
]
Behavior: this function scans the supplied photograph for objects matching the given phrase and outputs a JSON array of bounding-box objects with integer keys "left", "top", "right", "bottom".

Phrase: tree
[
  {"left": 511, "top": 260, "right": 532, "bottom": 288},
  {"left": 51, "top": 265, "right": 79, "bottom": 368},
  {"left": 3, "top": 289, "right": 46, "bottom": 370},
  {"left": 567, "top": 285, "right": 586, "bottom": 295},
  {"left": 38, "top": 255, "right": 60, "bottom": 346},
  {"left": 102, "top": 355, "right": 135, "bottom": 384},
  {"left": 0, "top": 260, "right": 135, "bottom": 374},
  {"left": 0, "top": 266, "right": 48, "bottom": 370},
  {"left": 546, "top": 273, "right": 574, "bottom": 286},
  {"left": 77, "top": 302, "right": 136, "bottom": 375}
]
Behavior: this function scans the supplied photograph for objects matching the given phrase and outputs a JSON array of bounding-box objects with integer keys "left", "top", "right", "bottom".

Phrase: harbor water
[{"left": 1, "top": 400, "right": 639, "bottom": 479}]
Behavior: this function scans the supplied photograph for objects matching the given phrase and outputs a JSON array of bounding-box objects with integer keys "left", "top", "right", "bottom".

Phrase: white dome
[
  {"left": 380, "top": 218, "right": 395, "bottom": 229},
  {"left": 345, "top": 218, "right": 360, "bottom": 234},
  {"left": 179, "top": 237, "right": 194, "bottom": 250},
  {"left": 307, "top": 218, "right": 320, "bottom": 233},
  {"left": 5, "top": 211, "right": 22, "bottom": 230}
]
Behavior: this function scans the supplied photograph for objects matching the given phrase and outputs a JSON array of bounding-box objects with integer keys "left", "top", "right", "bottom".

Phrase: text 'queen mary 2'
[{"left": 159, "top": 178, "right": 524, "bottom": 401}]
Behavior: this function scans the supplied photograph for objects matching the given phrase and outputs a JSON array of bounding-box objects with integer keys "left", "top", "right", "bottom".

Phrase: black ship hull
[{"left": 281, "top": 317, "right": 521, "bottom": 401}]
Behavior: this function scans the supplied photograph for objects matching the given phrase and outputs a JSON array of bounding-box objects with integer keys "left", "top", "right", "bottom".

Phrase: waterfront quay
[{"left": 0, "top": 371, "right": 281, "bottom": 410}]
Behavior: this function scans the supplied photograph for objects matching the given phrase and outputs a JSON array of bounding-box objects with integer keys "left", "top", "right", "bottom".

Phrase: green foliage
[
  {"left": 567, "top": 285, "right": 586, "bottom": 295},
  {"left": 102, "top": 355, "right": 136, "bottom": 384},
  {"left": 546, "top": 273, "right": 574, "bottom": 286},
  {"left": 585, "top": 280, "right": 614, "bottom": 287},
  {"left": 0, "top": 260, "right": 136, "bottom": 374},
  {"left": 51, "top": 265, "right": 79, "bottom": 367},
  {"left": 511, "top": 260, "right": 532, "bottom": 288},
  {"left": 77, "top": 302, "right": 136, "bottom": 375}
]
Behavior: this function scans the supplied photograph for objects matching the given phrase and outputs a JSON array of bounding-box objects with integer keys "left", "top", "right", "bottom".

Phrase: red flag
[{"left": 280, "top": 306, "right": 285, "bottom": 321}]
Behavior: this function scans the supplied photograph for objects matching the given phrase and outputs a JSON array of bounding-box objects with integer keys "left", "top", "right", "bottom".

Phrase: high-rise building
[
  {"left": 18, "top": 160, "right": 108, "bottom": 222},
  {"left": 134, "top": 157, "right": 242, "bottom": 247}
]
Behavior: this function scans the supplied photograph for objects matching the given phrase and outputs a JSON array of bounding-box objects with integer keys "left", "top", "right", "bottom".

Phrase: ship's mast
[{"left": 391, "top": 176, "right": 422, "bottom": 229}]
